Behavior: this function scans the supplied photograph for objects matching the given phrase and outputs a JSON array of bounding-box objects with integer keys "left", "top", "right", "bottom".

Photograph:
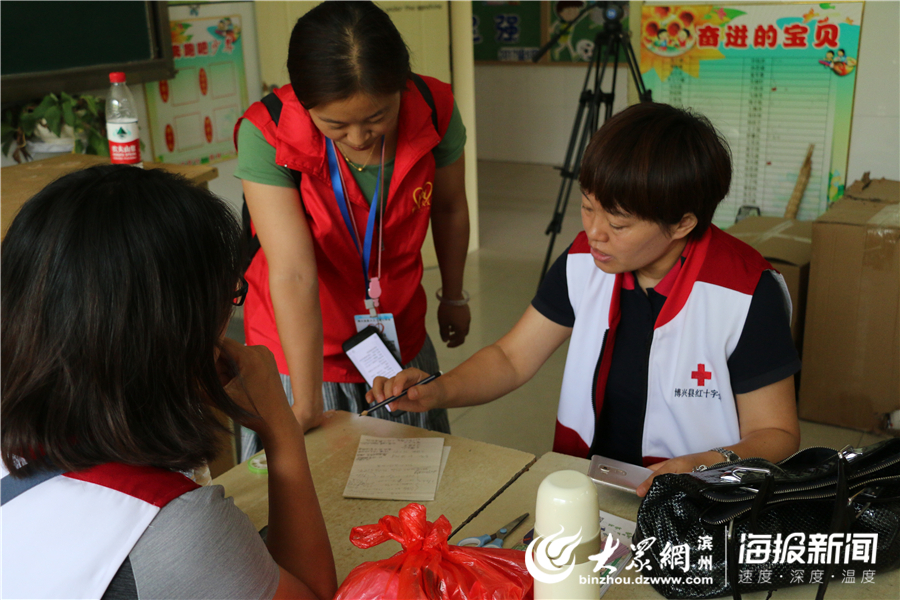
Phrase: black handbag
[{"left": 633, "top": 439, "right": 900, "bottom": 599}]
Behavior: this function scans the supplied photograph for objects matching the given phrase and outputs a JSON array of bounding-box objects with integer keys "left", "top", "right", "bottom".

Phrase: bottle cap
[
  {"left": 535, "top": 470, "right": 600, "bottom": 540},
  {"left": 109, "top": 72, "right": 126, "bottom": 83}
]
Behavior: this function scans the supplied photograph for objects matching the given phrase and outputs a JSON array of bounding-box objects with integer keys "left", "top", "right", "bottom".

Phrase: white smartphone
[
  {"left": 588, "top": 455, "right": 654, "bottom": 494},
  {"left": 342, "top": 326, "right": 403, "bottom": 389}
]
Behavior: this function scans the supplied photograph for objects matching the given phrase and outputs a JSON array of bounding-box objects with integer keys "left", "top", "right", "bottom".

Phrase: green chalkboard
[
  {"left": 2, "top": 2, "right": 152, "bottom": 75},
  {"left": 1, "top": 1, "right": 173, "bottom": 103}
]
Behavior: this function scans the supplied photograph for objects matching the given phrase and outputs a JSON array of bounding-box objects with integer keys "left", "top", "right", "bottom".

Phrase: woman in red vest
[{"left": 236, "top": 1, "right": 470, "bottom": 457}]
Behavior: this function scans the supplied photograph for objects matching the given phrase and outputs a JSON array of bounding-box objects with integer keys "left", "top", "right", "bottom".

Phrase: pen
[{"left": 360, "top": 371, "right": 442, "bottom": 416}]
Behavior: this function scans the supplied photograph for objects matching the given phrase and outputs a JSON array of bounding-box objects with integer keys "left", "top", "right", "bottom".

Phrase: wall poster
[
  {"left": 472, "top": 1, "right": 544, "bottom": 62},
  {"left": 639, "top": 3, "right": 863, "bottom": 226},
  {"left": 548, "top": 1, "right": 633, "bottom": 63},
  {"left": 144, "top": 12, "right": 250, "bottom": 165}
]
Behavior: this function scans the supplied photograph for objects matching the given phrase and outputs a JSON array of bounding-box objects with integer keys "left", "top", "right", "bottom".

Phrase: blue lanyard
[{"left": 325, "top": 139, "right": 382, "bottom": 297}]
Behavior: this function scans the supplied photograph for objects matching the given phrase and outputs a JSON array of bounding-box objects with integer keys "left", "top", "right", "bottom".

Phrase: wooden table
[
  {"left": 1, "top": 154, "right": 218, "bottom": 239},
  {"left": 212, "top": 411, "right": 536, "bottom": 583},
  {"left": 455, "top": 452, "right": 900, "bottom": 599}
]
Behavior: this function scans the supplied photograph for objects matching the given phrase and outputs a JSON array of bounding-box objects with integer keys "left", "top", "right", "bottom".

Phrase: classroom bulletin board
[
  {"left": 144, "top": 10, "right": 250, "bottom": 165},
  {"left": 472, "top": 1, "right": 632, "bottom": 64},
  {"left": 639, "top": 3, "right": 862, "bottom": 226}
]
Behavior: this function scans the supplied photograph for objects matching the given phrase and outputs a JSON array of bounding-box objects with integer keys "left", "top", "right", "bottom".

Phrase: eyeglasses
[{"left": 233, "top": 276, "right": 248, "bottom": 306}]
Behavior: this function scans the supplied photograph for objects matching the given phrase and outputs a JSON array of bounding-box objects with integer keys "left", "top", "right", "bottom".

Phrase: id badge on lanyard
[{"left": 326, "top": 138, "right": 402, "bottom": 355}]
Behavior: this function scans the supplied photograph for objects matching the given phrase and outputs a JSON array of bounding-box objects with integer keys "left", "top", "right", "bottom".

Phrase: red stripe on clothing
[
  {"left": 642, "top": 456, "right": 667, "bottom": 467},
  {"left": 64, "top": 464, "right": 198, "bottom": 507},
  {"left": 655, "top": 227, "right": 712, "bottom": 329},
  {"left": 697, "top": 227, "right": 774, "bottom": 294},
  {"left": 652, "top": 241, "right": 686, "bottom": 297},
  {"left": 569, "top": 232, "right": 591, "bottom": 254},
  {"left": 592, "top": 273, "right": 623, "bottom": 426},
  {"left": 655, "top": 226, "right": 773, "bottom": 329},
  {"left": 552, "top": 420, "right": 591, "bottom": 458}
]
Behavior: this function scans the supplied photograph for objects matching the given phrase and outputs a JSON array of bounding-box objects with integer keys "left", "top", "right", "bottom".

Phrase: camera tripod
[{"left": 535, "top": 3, "right": 652, "bottom": 285}]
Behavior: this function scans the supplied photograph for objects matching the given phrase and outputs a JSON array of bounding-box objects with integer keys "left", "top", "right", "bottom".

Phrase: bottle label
[{"left": 107, "top": 121, "right": 141, "bottom": 164}]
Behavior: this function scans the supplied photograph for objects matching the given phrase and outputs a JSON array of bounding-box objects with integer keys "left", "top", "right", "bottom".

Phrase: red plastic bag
[{"left": 334, "top": 503, "right": 534, "bottom": 600}]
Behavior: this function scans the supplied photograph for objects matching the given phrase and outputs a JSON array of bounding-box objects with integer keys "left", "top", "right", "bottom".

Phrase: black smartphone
[{"left": 342, "top": 326, "right": 403, "bottom": 388}]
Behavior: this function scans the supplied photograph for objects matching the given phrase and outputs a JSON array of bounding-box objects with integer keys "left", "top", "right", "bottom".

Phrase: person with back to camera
[
  {"left": 369, "top": 103, "right": 801, "bottom": 497},
  {"left": 0, "top": 165, "right": 337, "bottom": 599},
  {"left": 235, "top": 0, "right": 471, "bottom": 459}
]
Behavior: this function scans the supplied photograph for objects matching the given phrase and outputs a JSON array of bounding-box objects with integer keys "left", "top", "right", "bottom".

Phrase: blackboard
[
  {"left": 1, "top": 1, "right": 173, "bottom": 103},
  {"left": 2, "top": 2, "right": 152, "bottom": 75}
]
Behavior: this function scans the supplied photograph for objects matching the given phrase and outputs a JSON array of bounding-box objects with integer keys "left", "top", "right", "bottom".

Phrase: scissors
[{"left": 457, "top": 513, "right": 529, "bottom": 548}]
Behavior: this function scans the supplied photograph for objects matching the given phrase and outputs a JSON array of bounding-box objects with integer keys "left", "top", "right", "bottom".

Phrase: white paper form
[{"left": 343, "top": 436, "right": 446, "bottom": 501}]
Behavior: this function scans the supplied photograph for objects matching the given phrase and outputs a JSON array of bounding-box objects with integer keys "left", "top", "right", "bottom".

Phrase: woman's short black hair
[
  {"left": 579, "top": 102, "right": 732, "bottom": 239},
  {"left": 1, "top": 165, "right": 249, "bottom": 477},
  {"left": 287, "top": 1, "right": 411, "bottom": 109}
]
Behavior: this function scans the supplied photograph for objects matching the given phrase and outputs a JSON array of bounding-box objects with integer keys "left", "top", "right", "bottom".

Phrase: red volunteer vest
[{"left": 237, "top": 77, "right": 454, "bottom": 381}]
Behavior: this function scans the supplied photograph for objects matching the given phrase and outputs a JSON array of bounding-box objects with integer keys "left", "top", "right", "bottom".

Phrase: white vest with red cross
[
  {"left": 551, "top": 225, "right": 791, "bottom": 464},
  {"left": 0, "top": 461, "right": 198, "bottom": 599}
]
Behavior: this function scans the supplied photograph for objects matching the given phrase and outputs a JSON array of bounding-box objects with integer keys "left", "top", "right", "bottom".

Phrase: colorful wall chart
[
  {"left": 145, "top": 14, "right": 249, "bottom": 164},
  {"left": 548, "top": 1, "right": 632, "bottom": 63},
  {"left": 639, "top": 3, "right": 862, "bottom": 226}
]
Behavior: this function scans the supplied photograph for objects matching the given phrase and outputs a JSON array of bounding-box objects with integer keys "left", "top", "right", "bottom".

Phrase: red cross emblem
[{"left": 691, "top": 364, "right": 712, "bottom": 386}]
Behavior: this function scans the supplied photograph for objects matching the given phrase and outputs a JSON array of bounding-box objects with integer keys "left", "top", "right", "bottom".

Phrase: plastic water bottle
[{"left": 106, "top": 72, "right": 142, "bottom": 167}]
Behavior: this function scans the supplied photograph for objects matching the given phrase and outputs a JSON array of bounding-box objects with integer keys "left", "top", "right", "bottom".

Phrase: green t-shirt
[{"left": 234, "top": 101, "right": 466, "bottom": 205}]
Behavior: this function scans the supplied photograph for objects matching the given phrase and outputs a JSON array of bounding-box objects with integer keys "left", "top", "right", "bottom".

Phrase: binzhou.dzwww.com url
[{"left": 579, "top": 574, "right": 715, "bottom": 586}]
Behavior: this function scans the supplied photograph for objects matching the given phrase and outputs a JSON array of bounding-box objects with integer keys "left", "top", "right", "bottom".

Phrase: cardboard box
[
  {"left": 798, "top": 178, "right": 900, "bottom": 432},
  {"left": 727, "top": 216, "right": 813, "bottom": 352}
]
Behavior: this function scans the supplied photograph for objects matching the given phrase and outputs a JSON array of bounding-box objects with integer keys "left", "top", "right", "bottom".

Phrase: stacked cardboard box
[
  {"left": 798, "top": 178, "right": 900, "bottom": 432},
  {"left": 727, "top": 217, "right": 812, "bottom": 354}
]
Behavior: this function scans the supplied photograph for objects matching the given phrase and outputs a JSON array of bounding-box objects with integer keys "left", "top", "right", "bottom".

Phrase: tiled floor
[{"left": 228, "top": 160, "right": 892, "bottom": 458}]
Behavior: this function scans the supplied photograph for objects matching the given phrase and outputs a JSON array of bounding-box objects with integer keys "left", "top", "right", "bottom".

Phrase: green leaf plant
[{"left": 2, "top": 92, "right": 109, "bottom": 163}]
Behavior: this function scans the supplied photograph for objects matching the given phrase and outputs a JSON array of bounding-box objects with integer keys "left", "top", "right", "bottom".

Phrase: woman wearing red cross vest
[
  {"left": 1, "top": 166, "right": 336, "bottom": 599},
  {"left": 235, "top": 1, "right": 470, "bottom": 457},
  {"left": 369, "top": 103, "right": 801, "bottom": 497}
]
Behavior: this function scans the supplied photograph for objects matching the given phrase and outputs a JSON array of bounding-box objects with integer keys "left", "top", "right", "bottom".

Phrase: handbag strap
[
  {"left": 727, "top": 519, "right": 743, "bottom": 600},
  {"left": 749, "top": 472, "right": 775, "bottom": 531},
  {"left": 815, "top": 455, "right": 850, "bottom": 600}
]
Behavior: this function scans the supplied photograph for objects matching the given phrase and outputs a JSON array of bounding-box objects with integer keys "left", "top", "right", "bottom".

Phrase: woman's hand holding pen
[{"left": 366, "top": 368, "right": 443, "bottom": 412}]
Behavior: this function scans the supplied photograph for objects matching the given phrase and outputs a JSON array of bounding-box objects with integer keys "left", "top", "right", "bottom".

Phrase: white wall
[
  {"left": 475, "top": 64, "right": 630, "bottom": 164},
  {"left": 475, "top": 1, "right": 900, "bottom": 183},
  {"left": 846, "top": 0, "right": 900, "bottom": 182}
]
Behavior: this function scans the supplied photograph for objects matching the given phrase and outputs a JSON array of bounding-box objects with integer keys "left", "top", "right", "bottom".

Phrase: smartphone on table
[{"left": 588, "top": 455, "right": 654, "bottom": 494}]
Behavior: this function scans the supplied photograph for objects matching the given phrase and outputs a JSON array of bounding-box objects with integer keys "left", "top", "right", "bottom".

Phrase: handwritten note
[{"left": 343, "top": 436, "right": 446, "bottom": 501}]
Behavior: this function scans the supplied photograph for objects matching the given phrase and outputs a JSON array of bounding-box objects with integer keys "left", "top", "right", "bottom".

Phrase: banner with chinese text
[
  {"left": 144, "top": 14, "right": 249, "bottom": 165},
  {"left": 640, "top": 3, "right": 862, "bottom": 226}
]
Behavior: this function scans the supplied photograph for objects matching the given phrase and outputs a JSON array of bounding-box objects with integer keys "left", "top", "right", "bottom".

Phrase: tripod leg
[
  {"left": 539, "top": 33, "right": 616, "bottom": 285},
  {"left": 539, "top": 53, "right": 605, "bottom": 284},
  {"left": 621, "top": 34, "right": 652, "bottom": 102}
]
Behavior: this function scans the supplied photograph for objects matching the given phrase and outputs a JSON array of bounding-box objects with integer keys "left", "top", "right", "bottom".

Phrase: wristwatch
[{"left": 711, "top": 447, "right": 741, "bottom": 463}]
